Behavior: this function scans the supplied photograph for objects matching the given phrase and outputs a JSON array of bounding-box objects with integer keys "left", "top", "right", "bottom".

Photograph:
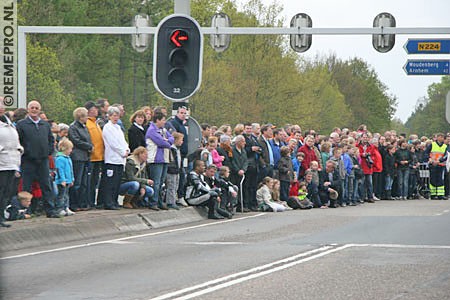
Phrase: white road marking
[
  {"left": 149, "top": 243, "right": 450, "bottom": 300},
  {"left": 352, "top": 243, "right": 450, "bottom": 249},
  {"left": 0, "top": 213, "right": 266, "bottom": 260},
  {"left": 149, "top": 245, "right": 350, "bottom": 300},
  {"left": 105, "top": 240, "right": 137, "bottom": 245},
  {"left": 184, "top": 242, "right": 245, "bottom": 245},
  {"left": 434, "top": 209, "right": 449, "bottom": 216}
]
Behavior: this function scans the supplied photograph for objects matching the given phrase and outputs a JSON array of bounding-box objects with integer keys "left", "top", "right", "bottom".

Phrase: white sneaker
[
  {"left": 177, "top": 197, "right": 189, "bottom": 207},
  {"left": 373, "top": 195, "right": 380, "bottom": 201},
  {"left": 65, "top": 208, "right": 75, "bottom": 216},
  {"left": 58, "top": 209, "right": 67, "bottom": 217}
]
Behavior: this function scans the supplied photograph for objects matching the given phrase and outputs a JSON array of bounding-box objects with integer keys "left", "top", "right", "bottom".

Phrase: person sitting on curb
[
  {"left": 256, "top": 177, "right": 286, "bottom": 212},
  {"left": 120, "top": 147, "right": 154, "bottom": 209},
  {"left": 203, "top": 164, "right": 233, "bottom": 219},
  {"left": 185, "top": 160, "right": 225, "bottom": 219},
  {"left": 5, "top": 191, "right": 33, "bottom": 221}
]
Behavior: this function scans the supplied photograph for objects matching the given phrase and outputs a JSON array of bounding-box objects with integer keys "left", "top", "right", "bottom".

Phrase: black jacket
[
  {"left": 128, "top": 124, "right": 146, "bottom": 153},
  {"left": 257, "top": 136, "right": 271, "bottom": 168},
  {"left": 16, "top": 117, "right": 54, "bottom": 161},
  {"left": 231, "top": 146, "right": 248, "bottom": 175},
  {"left": 167, "top": 146, "right": 181, "bottom": 175},
  {"left": 244, "top": 133, "right": 260, "bottom": 167},
  {"left": 395, "top": 148, "right": 412, "bottom": 170},
  {"left": 278, "top": 156, "right": 294, "bottom": 182},
  {"left": 68, "top": 120, "right": 93, "bottom": 162},
  {"left": 217, "top": 146, "right": 232, "bottom": 168},
  {"left": 318, "top": 169, "right": 341, "bottom": 192},
  {"left": 383, "top": 153, "right": 396, "bottom": 177}
]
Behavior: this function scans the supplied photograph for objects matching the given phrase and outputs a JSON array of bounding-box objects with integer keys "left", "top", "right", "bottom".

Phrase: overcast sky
[{"left": 251, "top": 0, "right": 450, "bottom": 122}]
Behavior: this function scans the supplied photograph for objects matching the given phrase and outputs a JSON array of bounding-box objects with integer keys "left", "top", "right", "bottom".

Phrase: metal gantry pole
[
  {"left": 17, "top": 26, "right": 450, "bottom": 107},
  {"left": 174, "top": 0, "right": 190, "bottom": 15}
]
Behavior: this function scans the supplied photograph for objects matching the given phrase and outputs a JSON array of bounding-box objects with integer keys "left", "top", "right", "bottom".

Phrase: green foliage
[
  {"left": 390, "top": 117, "right": 410, "bottom": 136},
  {"left": 26, "top": 41, "right": 76, "bottom": 123},
  {"left": 405, "top": 77, "right": 450, "bottom": 136},
  {"left": 324, "top": 56, "right": 397, "bottom": 132}
]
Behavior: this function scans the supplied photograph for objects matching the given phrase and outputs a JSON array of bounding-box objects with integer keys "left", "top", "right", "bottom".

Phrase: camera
[{"left": 365, "top": 154, "right": 374, "bottom": 167}]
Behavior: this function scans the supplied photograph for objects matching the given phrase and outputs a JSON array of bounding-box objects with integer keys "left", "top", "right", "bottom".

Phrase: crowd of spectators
[{"left": 0, "top": 97, "right": 448, "bottom": 228}]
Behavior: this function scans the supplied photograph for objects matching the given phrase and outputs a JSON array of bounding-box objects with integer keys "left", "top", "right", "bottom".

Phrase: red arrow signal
[{"left": 170, "top": 30, "right": 188, "bottom": 47}]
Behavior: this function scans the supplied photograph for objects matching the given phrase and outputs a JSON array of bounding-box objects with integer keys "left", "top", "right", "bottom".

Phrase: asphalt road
[{"left": 1, "top": 199, "right": 450, "bottom": 300}]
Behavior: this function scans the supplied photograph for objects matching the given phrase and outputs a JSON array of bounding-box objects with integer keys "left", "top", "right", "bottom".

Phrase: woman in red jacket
[
  {"left": 297, "top": 136, "right": 318, "bottom": 180},
  {"left": 371, "top": 137, "right": 383, "bottom": 200},
  {"left": 357, "top": 133, "right": 376, "bottom": 203}
]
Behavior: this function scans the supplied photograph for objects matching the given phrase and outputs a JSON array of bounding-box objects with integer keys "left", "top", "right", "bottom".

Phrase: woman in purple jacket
[{"left": 146, "top": 112, "right": 174, "bottom": 210}]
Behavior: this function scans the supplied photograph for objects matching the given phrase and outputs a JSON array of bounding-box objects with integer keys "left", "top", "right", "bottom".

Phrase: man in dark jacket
[
  {"left": 319, "top": 160, "right": 342, "bottom": 208},
  {"left": 257, "top": 124, "right": 274, "bottom": 180},
  {"left": 243, "top": 123, "right": 261, "bottom": 211},
  {"left": 231, "top": 135, "right": 249, "bottom": 211},
  {"left": 16, "top": 100, "right": 57, "bottom": 217},
  {"left": 395, "top": 140, "right": 412, "bottom": 200}
]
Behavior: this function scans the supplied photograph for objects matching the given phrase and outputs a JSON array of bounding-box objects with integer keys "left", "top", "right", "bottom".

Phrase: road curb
[{"left": 0, "top": 207, "right": 207, "bottom": 253}]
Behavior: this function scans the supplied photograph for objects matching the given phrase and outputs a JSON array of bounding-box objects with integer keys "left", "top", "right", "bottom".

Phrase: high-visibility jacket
[{"left": 430, "top": 142, "right": 447, "bottom": 166}]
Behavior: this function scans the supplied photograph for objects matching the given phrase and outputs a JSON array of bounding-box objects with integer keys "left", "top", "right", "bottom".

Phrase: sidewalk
[{"left": 0, "top": 206, "right": 208, "bottom": 253}]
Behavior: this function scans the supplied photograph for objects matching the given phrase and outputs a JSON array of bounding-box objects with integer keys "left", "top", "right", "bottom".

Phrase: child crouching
[{"left": 5, "top": 191, "right": 33, "bottom": 221}]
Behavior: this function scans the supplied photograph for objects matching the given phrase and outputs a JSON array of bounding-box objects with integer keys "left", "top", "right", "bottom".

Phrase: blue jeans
[
  {"left": 364, "top": 174, "right": 373, "bottom": 199},
  {"left": 149, "top": 163, "right": 168, "bottom": 207},
  {"left": 56, "top": 184, "right": 70, "bottom": 211},
  {"left": 119, "top": 181, "right": 155, "bottom": 206},
  {"left": 397, "top": 168, "right": 410, "bottom": 197},
  {"left": 354, "top": 177, "right": 364, "bottom": 202},
  {"left": 119, "top": 181, "right": 140, "bottom": 195},
  {"left": 385, "top": 175, "right": 393, "bottom": 190},
  {"left": 341, "top": 176, "right": 349, "bottom": 204}
]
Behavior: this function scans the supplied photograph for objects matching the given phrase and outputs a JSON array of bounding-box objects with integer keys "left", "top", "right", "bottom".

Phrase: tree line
[{"left": 20, "top": 0, "right": 397, "bottom": 133}]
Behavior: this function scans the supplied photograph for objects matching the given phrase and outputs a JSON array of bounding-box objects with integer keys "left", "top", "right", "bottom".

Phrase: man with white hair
[
  {"left": 231, "top": 135, "right": 248, "bottom": 210},
  {"left": 16, "top": 100, "right": 57, "bottom": 217}
]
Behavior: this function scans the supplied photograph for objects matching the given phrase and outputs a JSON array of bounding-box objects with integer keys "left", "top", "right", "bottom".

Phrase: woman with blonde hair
[
  {"left": 256, "top": 177, "right": 286, "bottom": 212},
  {"left": 120, "top": 146, "right": 154, "bottom": 208}
]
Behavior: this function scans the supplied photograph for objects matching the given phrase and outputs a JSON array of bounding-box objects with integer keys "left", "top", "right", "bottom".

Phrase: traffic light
[
  {"left": 290, "top": 13, "right": 312, "bottom": 53},
  {"left": 372, "top": 12, "right": 396, "bottom": 53},
  {"left": 153, "top": 14, "right": 203, "bottom": 101}
]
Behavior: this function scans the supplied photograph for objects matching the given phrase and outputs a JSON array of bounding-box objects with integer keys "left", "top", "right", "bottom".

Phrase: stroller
[{"left": 417, "top": 162, "right": 430, "bottom": 199}]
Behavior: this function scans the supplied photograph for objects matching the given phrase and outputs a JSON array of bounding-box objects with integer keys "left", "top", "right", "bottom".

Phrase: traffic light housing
[{"left": 153, "top": 14, "right": 203, "bottom": 101}]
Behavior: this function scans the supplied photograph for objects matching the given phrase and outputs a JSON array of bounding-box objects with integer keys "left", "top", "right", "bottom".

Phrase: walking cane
[{"left": 240, "top": 174, "right": 245, "bottom": 213}]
